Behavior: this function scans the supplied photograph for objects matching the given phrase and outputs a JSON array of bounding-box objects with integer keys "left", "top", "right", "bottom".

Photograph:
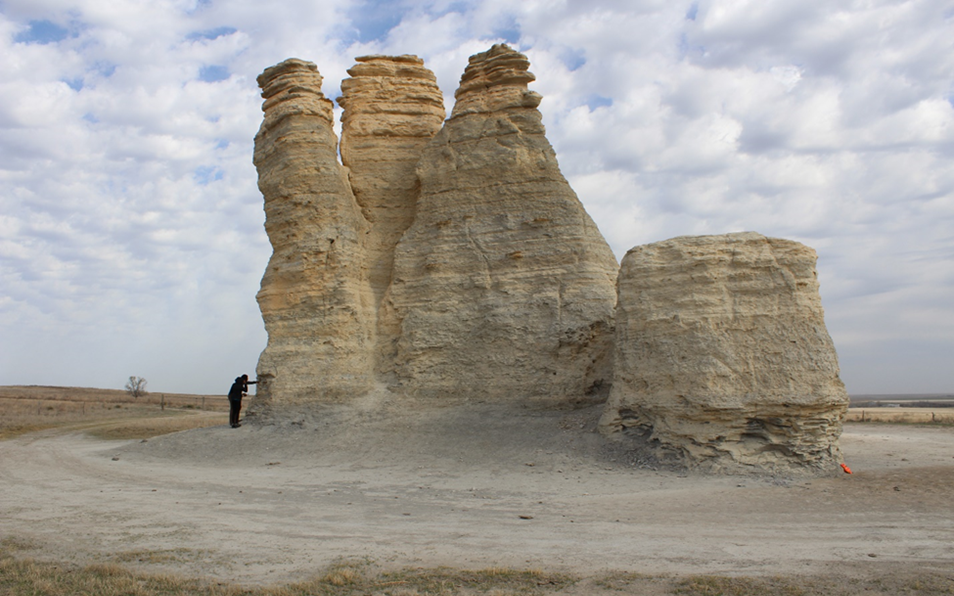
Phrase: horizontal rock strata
[
  {"left": 252, "top": 58, "right": 374, "bottom": 406},
  {"left": 599, "top": 232, "right": 849, "bottom": 474},
  {"left": 381, "top": 44, "right": 619, "bottom": 402},
  {"left": 337, "top": 55, "right": 445, "bottom": 370}
]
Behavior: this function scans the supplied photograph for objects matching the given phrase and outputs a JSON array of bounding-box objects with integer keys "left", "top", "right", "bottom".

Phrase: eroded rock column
[
  {"left": 337, "top": 55, "right": 445, "bottom": 370},
  {"left": 381, "top": 44, "right": 619, "bottom": 402},
  {"left": 252, "top": 59, "right": 374, "bottom": 406},
  {"left": 599, "top": 232, "right": 850, "bottom": 474}
]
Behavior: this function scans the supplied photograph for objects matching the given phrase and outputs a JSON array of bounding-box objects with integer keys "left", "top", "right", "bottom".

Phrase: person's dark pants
[{"left": 229, "top": 399, "right": 242, "bottom": 427}]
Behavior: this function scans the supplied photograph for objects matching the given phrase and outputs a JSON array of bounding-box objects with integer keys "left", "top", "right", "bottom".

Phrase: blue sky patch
[
  {"left": 194, "top": 166, "right": 223, "bottom": 185},
  {"left": 82, "top": 113, "right": 98, "bottom": 124},
  {"left": 64, "top": 78, "right": 84, "bottom": 91},
  {"left": 678, "top": 33, "right": 705, "bottom": 59},
  {"left": 560, "top": 48, "right": 586, "bottom": 72},
  {"left": 199, "top": 65, "right": 230, "bottom": 82},
  {"left": 93, "top": 62, "right": 117, "bottom": 78},
  {"left": 15, "top": 20, "right": 69, "bottom": 44},
  {"left": 685, "top": 3, "right": 699, "bottom": 21},
  {"left": 347, "top": 0, "right": 403, "bottom": 43},
  {"left": 214, "top": 139, "right": 229, "bottom": 150},
  {"left": 428, "top": 1, "right": 468, "bottom": 17},
  {"left": 585, "top": 95, "right": 613, "bottom": 110},
  {"left": 187, "top": 26, "right": 238, "bottom": 41},
  {"left": 186, "top": 0, "right": 212, "bottom": 13},
  {"left": 492, "top": 16, "right": 520, "bottom": 45}
]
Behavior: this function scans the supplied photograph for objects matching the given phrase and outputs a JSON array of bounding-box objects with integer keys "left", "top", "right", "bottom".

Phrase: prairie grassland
[
  {"left": 0, "top": 384, "right": 229, "bottom": 410},
  {"left": 845, "top": 407, "right": 954, "bottom": 424},
  {"left": 0, "top": 385, "right": 228, "bottom": 440}
]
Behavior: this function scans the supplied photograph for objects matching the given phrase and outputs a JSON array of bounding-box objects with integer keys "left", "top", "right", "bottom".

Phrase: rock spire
[
  {"left": 252, "top": 58, "right": 374, "bottom": 405},
  {"left": 337, "top": 55, "right": 446, "bottom": 372},
  {"left": 338, "top": 55, "right": 445, "bottom": 313},
  {"left": 380, "top": 44, "right": 620, "bottom": 401}
]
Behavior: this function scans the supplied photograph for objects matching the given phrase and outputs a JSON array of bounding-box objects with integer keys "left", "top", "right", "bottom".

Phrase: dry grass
[
  {"left": 0, "top": 385, "right": 228, "bottom": 409},
  {"left": 3, "top": 539, "right": 954, "bottom": 595},
  {"left": 674, "top": 573, "right": 954, "bottom": 596},
  {"left": 85, "top": 411, "right": 227, "bottom": 440},
  {"left": 0, "top": 385, "right": 229, "bottom": 441},
  {"left": 845, "top": 407, "right": 954, "bottom": 425},
  {"left": 0, "top": 544, "right": 573, "bottom": 596}
]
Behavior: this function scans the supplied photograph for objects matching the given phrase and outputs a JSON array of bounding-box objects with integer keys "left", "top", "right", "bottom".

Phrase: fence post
[
  {"left": 202, "top": 396, "right": 206, "bottom": 410},
  {"left": 161, "top": 394, "right": 165, "bottom": 411}
]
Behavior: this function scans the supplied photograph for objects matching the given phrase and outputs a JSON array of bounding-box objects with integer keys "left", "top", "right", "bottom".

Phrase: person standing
[{"left": 228, "top": 374, "right": 257, "bottom": 428}]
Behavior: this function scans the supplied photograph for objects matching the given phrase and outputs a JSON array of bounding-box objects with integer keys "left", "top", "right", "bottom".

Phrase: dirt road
[{"left": 1, "top": 401, "right": 953, "bottom": 586}]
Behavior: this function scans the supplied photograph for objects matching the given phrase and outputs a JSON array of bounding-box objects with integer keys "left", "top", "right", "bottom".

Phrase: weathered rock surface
[
  {"left": 337, "top": 55, "right": 445, "bottom": 368},
  {"left": 380, "top": 44, "right": 619, "bottom": 401},
  {"left": 252, "top": 58, "right": 374, "bottom": 405},
  {"left": 599, "top": 232, "right": 849, "bottom": 474}
]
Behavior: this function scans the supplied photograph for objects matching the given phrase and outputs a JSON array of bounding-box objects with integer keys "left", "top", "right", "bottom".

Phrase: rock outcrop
[
  {"left": 249, "top": 50, "right": 850, "bottom": 477},
  {"left": 251, "top": 47, "right": 617, "bottom": 407},
  {"left": 252, "top": 59, "right": 375, "bottom": 404},
  {"left": 380, "top": 45, "right": 619, "bottom": 401},
  {"left": 599, "top": 232, "right": 849, "bottom": 474},
  {"left": 337, "top": 55, "right": 445, "bottom": 319}
]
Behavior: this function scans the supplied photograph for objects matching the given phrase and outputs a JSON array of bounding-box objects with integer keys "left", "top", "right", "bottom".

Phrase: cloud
[{"left": 1, "top": 0, "right": 952, "bottom": 394}]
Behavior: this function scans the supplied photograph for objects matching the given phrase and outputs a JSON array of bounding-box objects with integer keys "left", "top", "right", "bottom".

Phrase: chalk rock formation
[
  {"left": 380, "top": 45, "right": 619, "bottom": 401},
  {"left": 599, "top": 232, "right": 849, "bottom": 473},
  {"left": 253, "top": 59, "right": 374, "bottom": 404},
  {"left": 337, "top": 55, "right": 445, "bottom": 364}
]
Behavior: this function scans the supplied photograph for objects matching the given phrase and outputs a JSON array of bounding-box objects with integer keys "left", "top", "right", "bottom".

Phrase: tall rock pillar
[
  {"left": 252, "top": 59, "right": 374, "bottom": 406},
  {"left": 337, "top": 55, "right": 445, "bottom": 371},
  {"left": 382, "top": 44, "right": 619, "bottom": 402}
]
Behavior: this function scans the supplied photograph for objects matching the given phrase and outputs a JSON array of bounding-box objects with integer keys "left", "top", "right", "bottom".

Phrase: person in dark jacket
[{"left": 228, "top": 374, "right": 257, "bottom": 428}]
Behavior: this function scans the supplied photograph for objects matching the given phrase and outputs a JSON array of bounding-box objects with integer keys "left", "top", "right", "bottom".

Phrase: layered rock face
[
  {"left": 599, "top": 232, "right": 849, "bottom": 474},
  {"left": 381, "top": 45, "right": 619, "bottom": 401},
  {"left": 337, "top": 55, "right": 445, "bottom": 319},
  {"left": 253, "top": 47, "right": 617, "bottom": 406},
  {"left": 252, "top": 59, "right": 374, "bottom": 404}
]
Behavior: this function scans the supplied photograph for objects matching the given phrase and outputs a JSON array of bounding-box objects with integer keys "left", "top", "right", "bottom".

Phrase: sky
[{"left": 1, "top": 0, "right": 952, "bottom": 396}]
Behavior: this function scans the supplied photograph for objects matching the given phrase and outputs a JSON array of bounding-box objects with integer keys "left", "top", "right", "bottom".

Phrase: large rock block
[
  {"left": 381, "top": 45, "right": 619, "bottom": 402},
  {"left": 599, "top": 232, "right": 849, "bottom": 474},
  {"left": 252, "top": 59, "right": 375, "bottom": 405}
]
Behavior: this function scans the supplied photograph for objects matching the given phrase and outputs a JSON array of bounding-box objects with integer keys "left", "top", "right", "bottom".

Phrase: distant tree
[{"left": 125, "top": 376, "right": 147, "bottom": 398}]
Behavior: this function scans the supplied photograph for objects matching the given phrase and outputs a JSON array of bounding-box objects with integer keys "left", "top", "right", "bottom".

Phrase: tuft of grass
[
  {"left": 675, "top": 573, "right": 954, "bottom": 596},
  {"left": 676, "top": 575, "right": 808, "bottom": 596},
  {"left": 111, "top": 548, "right": 206, "bottom": 565},
  {"left": 592, "top": 570, "right": 658, "bottom": 591},
  {"left": 0, "top": 554, "right": 230, "bottom": 596},
  {"left": 368, "top": 566, "right": 574, "bottom": 595}
]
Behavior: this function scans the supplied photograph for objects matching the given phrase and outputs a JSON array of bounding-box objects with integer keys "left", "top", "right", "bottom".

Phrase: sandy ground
[{"left": 2, "top": 398, "right": 953, "bottom": 586}]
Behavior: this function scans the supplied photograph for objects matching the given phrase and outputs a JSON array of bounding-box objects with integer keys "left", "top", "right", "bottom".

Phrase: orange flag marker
[{"left": 841, "top": 463, "right": 852, "bottom": 474}]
